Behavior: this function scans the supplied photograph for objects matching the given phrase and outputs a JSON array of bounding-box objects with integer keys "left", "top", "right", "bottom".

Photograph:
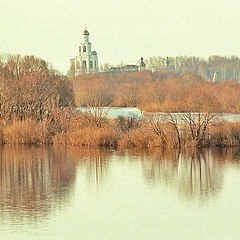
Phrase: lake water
[
  {"left": 0, "top": 146, "right": 240, "bottom": 239},
  {"left": 76, "top": 107, "right": 240, "bottom": 122},
  {"left": 76, "top": 107, "right": 143, "bottom": 118}
]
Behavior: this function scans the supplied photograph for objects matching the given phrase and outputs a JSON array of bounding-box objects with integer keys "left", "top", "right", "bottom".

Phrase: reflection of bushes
[
  {"left": 0, "top": 146, "right": 76, "bottom": 219},
  {"left": 140, "top": 148, "right": 223, "bottom": 202}
]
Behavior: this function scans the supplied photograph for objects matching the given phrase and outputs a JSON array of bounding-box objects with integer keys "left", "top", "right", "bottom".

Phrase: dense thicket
[
  {"left": 71, "top": 70, "right": 240, "bottom": 113},
  {"left": 0, "top": 54, "right": 75, "bottom": 120}
]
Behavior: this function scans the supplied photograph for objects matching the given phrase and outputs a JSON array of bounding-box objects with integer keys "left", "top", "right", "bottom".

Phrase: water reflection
[
  {"left": 177, "top": 150, "right": 223, "bottom": 202},
  {"left": 211, "top": 147, "right": 240, "bottom": 163},
  {"left": 72, "top": 147, "right": 240, "bottom": 203},
  {"left": 67, "top": 148, "right": 111, "bottom": 189},
  {"left": 1, "top": 146, "right": 240, "bottom": 239},
  {"left": 1, "top": 145, "right": 240, "bottom": 222},
  {"left": 0, "top": 146, "right": 76, "bottom": 222},
  {"left": 134, "top": 149, "right": 223, "bottom": 202}
]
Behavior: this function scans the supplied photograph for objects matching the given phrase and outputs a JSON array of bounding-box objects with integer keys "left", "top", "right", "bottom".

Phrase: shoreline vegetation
[
  {"left": 2, "top": 111, "right": 240, "bottom": 148},
  {"left": 1, "top": 54, "right": 240, "bottom": 149}
]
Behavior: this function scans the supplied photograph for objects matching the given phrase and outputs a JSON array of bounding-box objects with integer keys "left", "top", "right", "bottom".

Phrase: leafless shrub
[
  {"left": 78, "top": 107, "right": 110, "bottom": 128},
  {"left": 114, "top": 115, "right": 141, "bottom": 133}
]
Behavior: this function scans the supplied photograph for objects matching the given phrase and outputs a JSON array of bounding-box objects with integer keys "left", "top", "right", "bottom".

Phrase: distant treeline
[
  {"left": 142, "top": 55, "right": 240, "bottom": 81},
  {"left": 71, "top": 70, "right": 240, "bottom": 113}
]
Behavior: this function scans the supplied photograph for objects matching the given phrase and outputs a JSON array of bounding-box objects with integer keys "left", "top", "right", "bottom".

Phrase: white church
[
  {"left": 68, "top": 29, "right": 146, "bottom": 77},
  {"left": 68, "top": 29, "right": 99, "bottom": 77}
]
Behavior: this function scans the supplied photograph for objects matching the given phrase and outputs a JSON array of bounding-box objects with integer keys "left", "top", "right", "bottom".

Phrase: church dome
[
  {"left": 140, "top": 57, "right": 145, "bottom": 67},
  {"left": 92, "top": 50, "right": 97, "bottom": 55},
  {"left": 83, "top": 29, "right": 89, "bottom": 35}
]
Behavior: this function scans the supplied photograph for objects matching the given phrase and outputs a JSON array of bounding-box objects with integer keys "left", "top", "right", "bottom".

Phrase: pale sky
[{"left": 1, "top": 0, "right": 240, "bottom": 74}]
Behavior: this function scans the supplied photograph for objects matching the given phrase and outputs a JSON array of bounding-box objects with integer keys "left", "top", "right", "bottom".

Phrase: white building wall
[{"left": 68, "top": 29, "right": 99, "bottom": 76}]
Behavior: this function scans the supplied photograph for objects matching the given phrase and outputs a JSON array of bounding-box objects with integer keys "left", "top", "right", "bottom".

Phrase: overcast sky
[{"left": 1, "top": 0, "right": 240, "bottom": 74}]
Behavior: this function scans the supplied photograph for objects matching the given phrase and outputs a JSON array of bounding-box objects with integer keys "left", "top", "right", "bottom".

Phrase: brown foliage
[
  {"left": 3, "top": 119, "right": 50, "bottom": 144},
  {"left": 1, "top": 113, "right": 240, "bottom": 149},
  {"left": 0, "top": 54, "right": 75, "bottom": 120},
  {"left": 71, "top": 70, "right": 240, "bottom": 114},
  {"left": 210, "top": 122, "right": 240, "bottom": 147},
  {"left": 53, "top": 127, "right": 119, "bottom": 147}
]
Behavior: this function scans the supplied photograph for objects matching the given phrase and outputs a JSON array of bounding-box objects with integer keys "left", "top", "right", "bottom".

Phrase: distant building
[
  {"left": 122, "top": 65, "right": 139, "bottom": 72},
  {"left": 68, "top": 29, "right": 99, "bottom": 77},
  {"left": 165, "top": 56, "right": 170, "bottom": 67},
  {"left": 67, "top": 29, "right": 146, "bottom": 76},
  {"left": 138, "top": 57, "right": 146, "bottom": 71},
  {"left": 212, "top": 72, "right": 221, "bottom": 82},
  {"left": 104, "top": 58, "right": 146, "bottom": 74}
]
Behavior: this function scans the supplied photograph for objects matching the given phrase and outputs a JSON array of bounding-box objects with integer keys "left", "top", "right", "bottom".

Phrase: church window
[
  {"left": 79, "top": 46, "right": 81, "bottom": 53},
  {"left": 95, "top": 61, "right": 97, "bottom": 68},
  {"left": 82, "top": 60, "right": 87, "bottom": 72},
  {"left": 90, "top": 61, "right": 93, "bottom": 69},
  {"left": 83, "top": 46, "right": 86, "bottom": 52}
]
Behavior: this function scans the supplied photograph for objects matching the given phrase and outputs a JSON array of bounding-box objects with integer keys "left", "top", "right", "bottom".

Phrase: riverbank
[{"left": 2, "top": 111, "right": 240, "bottom": 148}]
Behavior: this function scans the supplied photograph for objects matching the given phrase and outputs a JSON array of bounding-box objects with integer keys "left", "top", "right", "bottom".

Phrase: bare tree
[{"left": 0, "top": 54, "right": 75, "bottom": 120}]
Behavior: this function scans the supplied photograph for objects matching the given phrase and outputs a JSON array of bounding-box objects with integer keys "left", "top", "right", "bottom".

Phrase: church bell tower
[{"left": 68, "top": 28, "right": 99, "bottom": 76}]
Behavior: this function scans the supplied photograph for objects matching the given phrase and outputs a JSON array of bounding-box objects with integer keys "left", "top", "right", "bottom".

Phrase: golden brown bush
[
  {"left": 53, "top": 127, "right": 119, "bottom": 147},
  {"left": 3, "top": 119, "right": 50, "bottom": 144}
]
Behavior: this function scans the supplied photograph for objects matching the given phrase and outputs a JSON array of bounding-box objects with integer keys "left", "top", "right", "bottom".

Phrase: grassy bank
[{"left": 1, "top": 110, "right": 240, "bottom": 149}]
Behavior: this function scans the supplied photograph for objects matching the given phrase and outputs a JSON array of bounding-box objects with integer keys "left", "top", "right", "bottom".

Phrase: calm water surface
[
  {"left": 77, "top": 107, "right": 240, "bottom": 122},
  {"left": 0, "top": 146, "right": 240, "bottom": 239}
]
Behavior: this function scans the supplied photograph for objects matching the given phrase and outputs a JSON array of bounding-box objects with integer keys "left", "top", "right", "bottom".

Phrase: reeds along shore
[{"left": 2, "top": 110, "right": 240, "bottom": 148}]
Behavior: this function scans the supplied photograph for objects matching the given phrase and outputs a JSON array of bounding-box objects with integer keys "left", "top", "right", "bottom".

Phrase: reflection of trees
[
  {"left": 139, "top": 149, "right": 180, "bottom": 186},
  {"left": 177, "top": 150, "right": 223, "bottom": 202},
  {"left": 0, "top": 146, "right": 112, "bottom": 223},
  {"left": 211, "top": 147, "right": 240, "bottom": 164},
  {"left": 0, "top": 146, "right": 76, "bottom": 221},
  {"left": 140, "top": 149, "right": 223, "bottom": 202},
  {"left": 69, "top": 148, "right": 111, "bottom": 189}
]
